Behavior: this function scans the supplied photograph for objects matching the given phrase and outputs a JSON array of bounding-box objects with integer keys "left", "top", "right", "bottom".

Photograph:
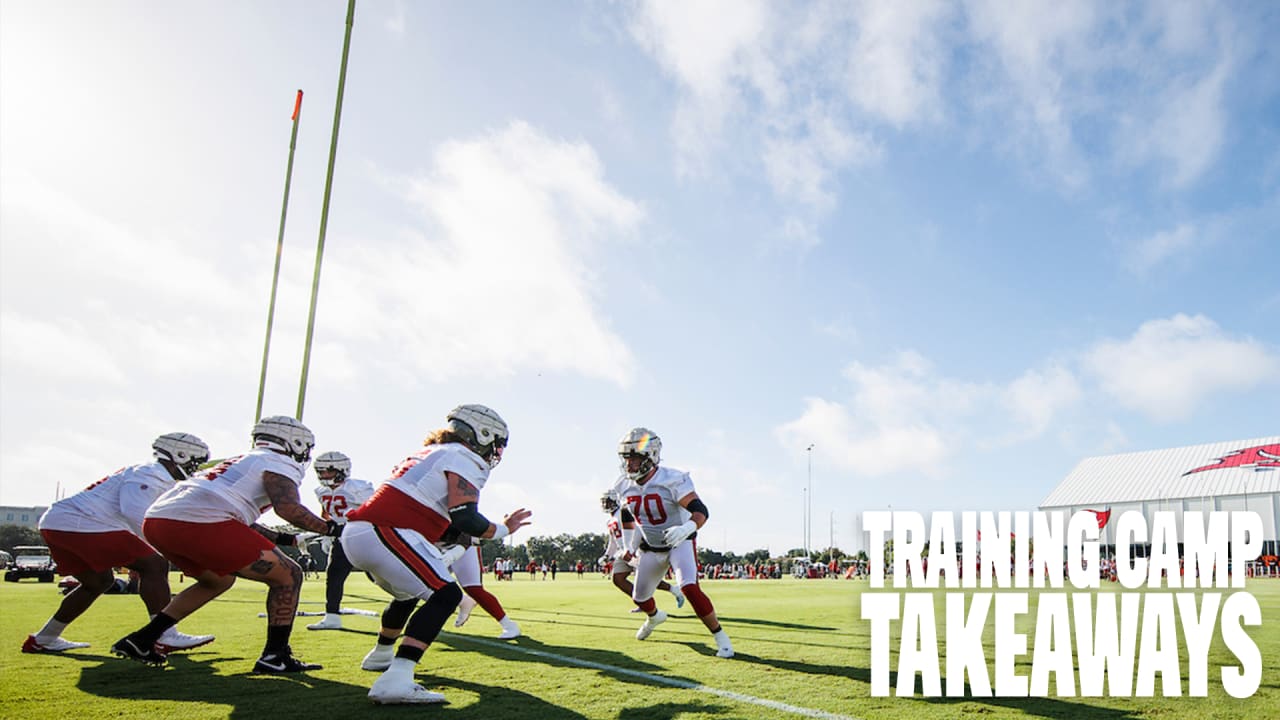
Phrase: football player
[
  {"left": 612, "top": 427, "right": 733, "bottom": 658},
  {"left": 449, "top": 543, "right": 521, "bottom": 638},
  {"left": 306, "top": 451, "right": 375, "bottom": 631},
  {"left": 342, "top": 404, "right": 532, "bottom": 704},
  {"left": 600, "top": 490, "right": 684, "bottom": 611},
  {"left": 24, "top": 433, "right": 216, "bottom": 656},
  {"left": 111, "top": 416, "right": 339, "bottom": 672}
]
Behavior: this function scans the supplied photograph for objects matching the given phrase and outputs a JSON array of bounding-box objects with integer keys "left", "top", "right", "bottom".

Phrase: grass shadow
[
  {"left": 678, "top": 642, "right": 1143, "bottom": 720},
  {"left": 439, "top": 633, "right": 700, "bottom": 690}
]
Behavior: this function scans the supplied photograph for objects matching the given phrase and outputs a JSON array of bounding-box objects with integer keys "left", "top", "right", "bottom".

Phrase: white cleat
[
  {"left": 497, "top": 618, "right": 521, "bottom": 640},
  {"left": 368, "top": 675, "right": 447, "bottom": 705},
  {"left": 669, "top": 587, "right": 686, "bottom": 609},
  {"left": 454, "top": 595, "right": 477, "bottom": 628},
  {"left": 307, "top": 614, "right": 343, "bottom": 631},
  {"left": 155, "top": 627, "right": 216, "bottom": 653},
  {"left": 716, "top": 644, "right": 735, "bottom": 659},
  {"left": 361, "top": 645, "right": 394, "bottom": 671},
  {"left": 22, "top": 635, "right": 90, "bottom": 654},
  {"left": 636, "top": 610, "right": 667, "bottom": 640}
]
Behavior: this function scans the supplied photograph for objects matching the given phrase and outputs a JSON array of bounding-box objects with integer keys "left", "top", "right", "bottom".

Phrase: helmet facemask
[
  {"left": 617, "top": 428, "right": 661, "bottom": 482},
  {"left": 314, "top": 451, "right": 351, "bottom": 488},
  {"left": 600, "top": 491, "right": 620, "bottom": 515},
  {"left": 446, "top": 404, "right": 509, "bottom": 468}
]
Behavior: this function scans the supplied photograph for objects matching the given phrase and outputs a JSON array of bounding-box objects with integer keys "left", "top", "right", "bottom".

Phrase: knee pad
[{"left": 681, "top": 583, "right": 715, "bottom": 617}]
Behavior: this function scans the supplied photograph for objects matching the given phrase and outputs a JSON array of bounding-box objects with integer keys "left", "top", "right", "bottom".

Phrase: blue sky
[{"left": 2, "top": 1, "right": 1277, "bottom": 555}]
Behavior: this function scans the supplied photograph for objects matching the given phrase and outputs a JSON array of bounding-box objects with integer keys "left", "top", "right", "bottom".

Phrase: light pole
[{"left": 806, "top": 444, "right": 814, "bottom": 559}]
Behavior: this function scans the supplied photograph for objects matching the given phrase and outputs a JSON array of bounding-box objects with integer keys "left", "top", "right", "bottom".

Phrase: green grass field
[{"left": 1, "top": 574, "right": 1276, "bottom": 719}]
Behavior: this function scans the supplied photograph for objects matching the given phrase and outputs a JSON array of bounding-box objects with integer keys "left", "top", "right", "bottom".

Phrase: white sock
[
  {"left": 36, "top": 619, "right": 68, "bottom": 641},
  {"left": 384, "top": 656, "right": 417, "bottom": 680},
  {"left": 713, "top": 629, "right": 732, "bottom": 647},
  {"left": 326, "top": 613, "right": 342, "bottom": 623}
]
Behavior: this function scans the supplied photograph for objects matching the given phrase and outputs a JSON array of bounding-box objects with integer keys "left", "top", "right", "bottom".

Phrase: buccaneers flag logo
[{"left": 1183, "top": 444, "right": 1280, "bottom": 476}]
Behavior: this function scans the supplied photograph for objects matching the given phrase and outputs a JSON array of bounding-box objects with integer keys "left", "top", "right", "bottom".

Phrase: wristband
[{"left": 492, "top": 523, "right": 510, "bottom": 540}]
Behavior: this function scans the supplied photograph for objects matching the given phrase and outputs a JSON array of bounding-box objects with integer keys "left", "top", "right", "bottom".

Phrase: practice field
[{"left": 1, "top": 574, "right": 1275, "bottom": 719}]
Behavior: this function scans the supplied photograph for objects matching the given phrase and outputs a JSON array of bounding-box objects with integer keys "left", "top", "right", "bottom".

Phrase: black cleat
[
  {"left": 111, "top": 636, "right": 168, "bottom": 667},
  {"left": 253, "top": 648, "right": 322, "bottom": 674}
]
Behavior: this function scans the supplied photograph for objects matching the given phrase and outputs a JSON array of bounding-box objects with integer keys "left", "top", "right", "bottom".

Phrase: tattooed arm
[{"left": 263, "top": 470, "right": 330, "bottom": 534}]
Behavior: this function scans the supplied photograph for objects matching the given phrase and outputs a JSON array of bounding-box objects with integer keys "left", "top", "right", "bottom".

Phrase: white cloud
[
  {"left": 1127, "top": 223, "right": 1196, "bottom": 274},
  {"left": 1000, "top": 365, "right": 1082, "bottom": 441},
  {"left": 1124, "top": 61, "right": 1230, "bottom": 188},
  {"left": 630, "top": 0, "right": 1246, "bottom": 205},
  {"left": 844, "top": 0, "right": 950, "bottom": 126},
  {"left": 775, "top": 351, "right": 1088, "bottom": 476},
  {"left": 1084, "top": 314, "right": 1279, "bottom": 422},
  {"left": 324, "top": 121, "right": 642, "bottom": 386},
  {"left": 0, "top": 312, "right": 127, "bottom": 384},
  {"left": 775, "top": 351, "right": 987, "bottom": 477}
]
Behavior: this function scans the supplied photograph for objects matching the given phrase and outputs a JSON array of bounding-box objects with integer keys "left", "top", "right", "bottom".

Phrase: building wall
[
  {"left": 1042, "top": 492, "right": 1279, "bottom": 556},
  {"left": 0, "top": 506, "right": 47, "bottom": 530}
]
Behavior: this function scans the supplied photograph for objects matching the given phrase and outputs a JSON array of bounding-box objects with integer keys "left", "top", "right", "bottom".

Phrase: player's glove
[
  {"left": 439, "top": 544, "right": 468, "bottom": 567},
  {"left": 663, "top": 520, "right": 698, "bottom": 547},
  {"left": 325, "top": 520, "right": 343, "bottom": 537}
]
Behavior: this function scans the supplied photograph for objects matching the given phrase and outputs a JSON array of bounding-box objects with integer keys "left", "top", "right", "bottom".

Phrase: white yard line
[{"left": 446, "top": 633, "right": 862, "bottom": 720}]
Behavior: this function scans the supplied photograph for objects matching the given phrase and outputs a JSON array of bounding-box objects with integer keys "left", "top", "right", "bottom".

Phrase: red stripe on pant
[{"left": 374, "top": 526, "right": 450, "bottom": 591}]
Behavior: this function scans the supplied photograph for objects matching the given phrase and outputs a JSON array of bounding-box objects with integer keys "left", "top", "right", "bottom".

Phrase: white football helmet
[
  {"left": 600, "top": 490, "right": 620, "bottom": 515},
  {"left": 446, "top": 404, "right": 509, "bottom": 468},
  {"left": 314, "top": 450, "right": 351, "bottom": 488},
  {"left": 252, "top": 415, "right": 315, "bottom": 463},
  {"left": 152, "top": 432, "right": 211, "bottom": 478},
  {"left": 618, "top": 427, "right": 661, "bottom": 481}
]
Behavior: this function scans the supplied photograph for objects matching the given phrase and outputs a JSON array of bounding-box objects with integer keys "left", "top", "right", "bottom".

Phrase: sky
[{"left": 1, "top": 1, "right": 1277, "bottom": 556}]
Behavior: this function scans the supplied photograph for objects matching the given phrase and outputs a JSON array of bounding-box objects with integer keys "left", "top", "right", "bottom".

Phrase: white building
[
  {"left": 1039, "top": 436, "right": 1279, "bottom": 556},
  {"left": 0, "top": 505, "right": 47, "bottom": 530}
]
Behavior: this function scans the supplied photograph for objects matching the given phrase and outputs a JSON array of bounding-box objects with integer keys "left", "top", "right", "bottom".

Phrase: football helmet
[
  {"left": 252, "top": 415, "right": 315, "bottom": 463},
  {"left": 618, "top": 427, "right": 661, "bottom": 481},
  {"left": 600, "top": 490, "right": 620, "bottom": 515},
  {"left": 314, "top": 451, "right": 351, "bottom": 488},
  {"left": 152, "top": 432, "right": 210, "bottom": 478},
  {"left": 446, "top": 404, "right": 509, "bottom": 468}
]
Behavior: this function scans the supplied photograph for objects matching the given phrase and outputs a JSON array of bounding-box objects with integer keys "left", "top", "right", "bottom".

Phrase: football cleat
[
  {"left": 254, "top": 648, "right": 322, "bottom": 673},
  {"left": 307, "top": 614, "right": 344, "bottom": 630},
  {"left": 22, "top": 635, "right": 90, "bottom": 654},
  {"left": 635, "top": 610, "right": 667, "bottom": 640},
  {"left": 361, "top": 644, "right": 394, "bottom": 671},
  {"left": 497, "top": 618, "right": 521, "bottom": 640},
  {"left": 454, "top": 595, "right": 477, "bottom": 628},
  {"left": 155, "top": 627, "right": 215, "bottom": 653},
  {"left": 368, "top": 675, "right": 447, "bottom": 705},
  {"left": 716, "top": 645, "right": 735, "bottom": 659},
  {"left": 111, "top": 636, "right": 167, "bottom": 666}
]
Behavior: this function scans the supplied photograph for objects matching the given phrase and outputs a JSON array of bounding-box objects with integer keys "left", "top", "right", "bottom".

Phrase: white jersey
[
  {"left": 147, "top": 449, "right": 306, "bottom": 525},
  {"left": 604, "top": 515, "right": 625, "bottom": 557},
  {"left": 39, "top": 462, "right": 178, "bottom": 537},
  {"left": 346, "top": 443, "right": 489, "bottom": 542},
  {"left": 381, "top": 443, "right": 489, "bottom": 519},
  {"left": 614, "top": 466, "right": 696, "bottom": 549},
  {"left": 314, "top": 478, "right": 375, "bottom": 524}
]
